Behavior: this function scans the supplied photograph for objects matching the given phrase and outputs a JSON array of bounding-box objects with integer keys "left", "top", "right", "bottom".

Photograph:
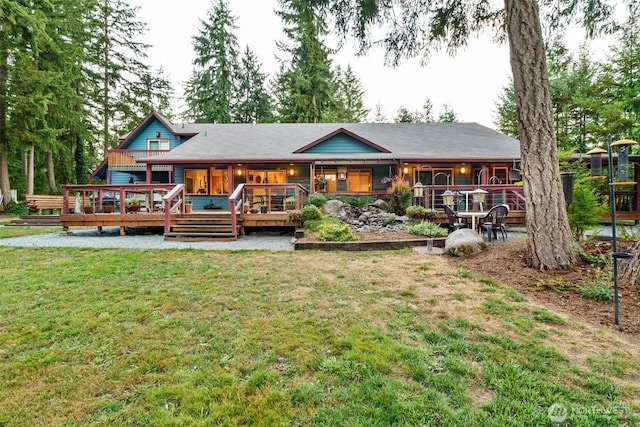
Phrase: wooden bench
[{"left": 25, "top": 194, "right": 64, "bottom": 215}]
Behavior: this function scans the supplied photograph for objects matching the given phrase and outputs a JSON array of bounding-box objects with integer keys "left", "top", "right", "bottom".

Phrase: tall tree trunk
[
  {"left": 46, "top": 151, "right": 56, "bottom": 192},
  {"left": 505, "top": 0, "right": 577, "bottom": 270},
  {"left": 0, "top": 43, "right": 10, "bottom": 209},
  {"left": 27, "top": 144, "right": 34, "bottom": 195}
]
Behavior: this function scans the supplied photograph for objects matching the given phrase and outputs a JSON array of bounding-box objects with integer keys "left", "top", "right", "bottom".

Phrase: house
[{"left": 91, "top": 111, "right": 523, "bottom": 212}]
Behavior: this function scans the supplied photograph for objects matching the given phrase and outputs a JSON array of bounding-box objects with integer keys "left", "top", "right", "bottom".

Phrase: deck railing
[
  {"left": 229, "top": 183, "right": 310, "bottom": 235},
  {"left": 63, "top": 184, "right": 179, "bottom": 215},
  {"left": 106, "top": 149, "right": 170, "bottom": 169},
  {"left": 162, "top": 184, "right": 186, "bottom": 233},
  {"left": 421, "top": 184, "right": 526, "bottom": 211}
]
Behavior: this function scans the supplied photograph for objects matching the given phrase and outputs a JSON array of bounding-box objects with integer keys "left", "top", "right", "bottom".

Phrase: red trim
[{"left": 293, "top": 128, "right": 392, "bottom": 154}]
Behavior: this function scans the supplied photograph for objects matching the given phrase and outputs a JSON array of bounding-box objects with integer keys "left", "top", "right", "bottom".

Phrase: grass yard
[
  {"left": 0, "top": 225, "right": 62, "bottom": 239},
  {"left": 0, "top": 247, "right": 639, "bottom": 426}
]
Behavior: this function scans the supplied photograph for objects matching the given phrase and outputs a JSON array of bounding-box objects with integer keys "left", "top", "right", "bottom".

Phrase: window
[
  {"left": 184, "top": 169, "right": 208, "bottom": 194},
  {"left": 492, "top": 167, "right": 508, "bottom": 184},
  {"left": 210, "top": 168, "right": 229, "bottom": 195},
  {"left": 147, "top": 139, "right": 170, "bottom": 150},
  {"left": 347, "top": 169, "right": 371, "bottom": 192}
]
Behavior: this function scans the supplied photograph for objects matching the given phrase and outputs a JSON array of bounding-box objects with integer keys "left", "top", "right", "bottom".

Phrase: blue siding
[
  {"left": 304, "top": 134, "right": 382, "bottom": 153},
  {"left": 120, "top": 118, "right": 186, "bottom": 151}
]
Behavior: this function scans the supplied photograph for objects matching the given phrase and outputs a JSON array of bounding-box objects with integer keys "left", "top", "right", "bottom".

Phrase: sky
[{"left": 130, "top": 0, "right": 514, "bottom": 128}]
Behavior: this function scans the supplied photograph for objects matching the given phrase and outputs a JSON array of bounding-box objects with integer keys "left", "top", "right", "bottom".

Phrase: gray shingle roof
[{"left": 141, "top": 122, "right": 520, "bottom": 164}]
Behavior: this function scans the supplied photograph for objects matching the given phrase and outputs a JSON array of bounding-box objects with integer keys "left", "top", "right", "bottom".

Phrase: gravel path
[{"left": 0, "top": 227, "right": 295, "bottom": 251}]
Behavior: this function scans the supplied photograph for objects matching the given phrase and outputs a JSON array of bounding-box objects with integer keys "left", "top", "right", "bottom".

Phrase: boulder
[
  {"left": 445, "top": 229, "right": 487, "bottom": 257},
  {"left": 371, "top": 198, "right": 390, "bottom": 211},
  {"left": 323, "top": 199, "right": 345, "bottom": 215}
]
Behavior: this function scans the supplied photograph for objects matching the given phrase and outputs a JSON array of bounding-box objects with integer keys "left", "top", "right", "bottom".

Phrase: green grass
[
  {"left": 0, "top": 225, "right": 62, "bottom": 238},
  {"left": 0, "top": 247, "right": 637, "bottom": 426}
]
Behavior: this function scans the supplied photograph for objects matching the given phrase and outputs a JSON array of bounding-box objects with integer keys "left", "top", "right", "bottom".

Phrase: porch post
[
  {"left": 310, "top": 163, "right": 315, "bottom": 194},
  {"left": 228, "top": 165, "right": 237, "bottom": 235},
  {"left": 146, "top": 164, "right": 152, "bottom": 183}
]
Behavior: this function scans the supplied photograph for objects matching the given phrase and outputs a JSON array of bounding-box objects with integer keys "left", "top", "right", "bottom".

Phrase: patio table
[{"left": 456, "top": 211, "right": 488, "bottom": 231}]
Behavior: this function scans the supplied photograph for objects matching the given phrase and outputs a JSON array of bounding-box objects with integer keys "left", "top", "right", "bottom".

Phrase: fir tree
[
  {"left": 235, "top": 46, "right": 273, "bottom": 123},
  {"left": 184, "top": 0, "right": 239, "bottom": 123}
]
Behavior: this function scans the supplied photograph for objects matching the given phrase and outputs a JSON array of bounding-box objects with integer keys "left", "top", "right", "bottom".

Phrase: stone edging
[{"left": 293, "top": 237, "right": 446, "bottom": 251}]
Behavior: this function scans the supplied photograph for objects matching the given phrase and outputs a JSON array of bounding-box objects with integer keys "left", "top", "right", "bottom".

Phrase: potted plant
[
  {"left": 124, "top": 195, "right": 140, "bottom": 213},
  {"left": 184, "top": 196, "right": 193, "bottom": 213},
  {"left": 284, "top": 196, "right": 296, "bottom": 210}
]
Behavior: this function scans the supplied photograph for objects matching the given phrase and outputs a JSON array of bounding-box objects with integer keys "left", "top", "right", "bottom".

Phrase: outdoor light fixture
[
  {"left": 236, "top": 168, "right": 243, "bottom": 176},
  {"left": 471, "top": 189, "right": 488, "bottom": 211},
  {"left": 156, "top": 131, "right": 161, "bottom": 138},
  {"left": 337, "top": 167, "right": 347, "bottom": 180},
  {"left": 441, "top": 190, "right": 455, "bottom": 206},
  {"left": 460, "top": 164, "right": 466, "bottom": 174},
  {"left": 403, "top": 166, "right": 409, "bottom": 174},
  {"left": 289, "top": 168, "right": 295, "bottom": 176},
  {"left": 412, "top": 182, "right": 425, "bottom": 198}
]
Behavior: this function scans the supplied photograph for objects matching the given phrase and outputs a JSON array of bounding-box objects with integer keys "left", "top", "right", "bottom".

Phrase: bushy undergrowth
[
  {"left": 580, "top": 273, "right": 613, "bottom": 301},
  {"left": 304, "top": 193, "right": 328, "bottom": 208},
  {"left": 317, "top": 222, "right": 356, "bottom": 242},
  {"left": 3, "top": 201, "right": 27, "bottom": 216},
  {"left": 408, "top": 221, "right": 448, "bottom": 237},
  {"left": 335, "top": 195, "right": 374, "bottom": 209},
  {"left": 301, "top": 204, "right": 323, "bottom": 222}
]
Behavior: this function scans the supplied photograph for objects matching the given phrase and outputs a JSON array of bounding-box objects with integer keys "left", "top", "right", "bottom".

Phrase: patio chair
[
  {"left": 444, "top": 205, "right": 469, "bottom": 232},
  {"left": 478, "top": 204, "right": 509, "bottom": 243}
]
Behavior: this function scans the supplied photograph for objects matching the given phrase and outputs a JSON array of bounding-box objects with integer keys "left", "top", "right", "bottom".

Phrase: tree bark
[
  {"left": 46, "top": 151, "right": 56, "bottom": 193},
  {"left": 0, "top": 41, "right": 10, "bottom": 210},
  {"left": 27, "top": 144, "right": 34, "bottom": 195},
  {"left": 504, "top": 0, "right": 577, "bottom": 270}
]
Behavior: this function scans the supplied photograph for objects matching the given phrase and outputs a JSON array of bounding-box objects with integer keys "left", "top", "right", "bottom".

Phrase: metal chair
[
  {"left": 444, "top": 205, "right": 469, "bottom": 232},
  {"left": 478, "top": 204, "right": 509, "bottom": 242}
]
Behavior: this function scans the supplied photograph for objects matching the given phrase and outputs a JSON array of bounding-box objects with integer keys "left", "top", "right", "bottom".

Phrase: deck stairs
[
  {"left": 164, "top": 211, "right": 241, "bottom": 241},
  {"left": 7, "top": 215, "right": 62, "bottom": 227}
]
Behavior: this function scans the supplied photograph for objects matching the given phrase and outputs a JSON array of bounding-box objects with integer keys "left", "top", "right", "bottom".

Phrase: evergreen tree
[
  {"left": 598, "top": 21, "right": 640, "bottom": 143},
  {"left": 234, "top": 46, "right": 273, "bottom": 123},
  {"left": 394, "top": 106, "right": 417, "bottom": 123},
  {"left": 417, "top": 99, "right": 435, "bottom": 123},
  {"left": 372, "top": 102, "right": 387, "bottom": 123},
  {"left": 274, "top": 0, "right": 336, "bottom": 123},
  {"left": 333, "top": 65, "right": 368, "bottom": 122},
  {"left": 437, "top": 104, "right": 458, "bottom": 122},
  {"left": 184, "top": 0, "right": 239, "bottom": 123},
  {"left": 494, "top": 79, "right": 519, "bottom": 138}
]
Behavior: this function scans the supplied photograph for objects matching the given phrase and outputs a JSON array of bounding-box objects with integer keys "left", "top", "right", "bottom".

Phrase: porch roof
[{"left": 139, "top": 122, "right": 520, "bottom": 164}]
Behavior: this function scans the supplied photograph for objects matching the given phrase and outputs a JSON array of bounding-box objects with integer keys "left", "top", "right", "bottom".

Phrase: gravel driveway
[{"left": 0, "top": 226, "right": 295, "bottom": 251}]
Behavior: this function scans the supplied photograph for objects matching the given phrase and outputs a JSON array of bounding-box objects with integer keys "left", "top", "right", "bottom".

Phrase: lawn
[{"left": 0, "top": 247, "right": 638, "bottom": 426}]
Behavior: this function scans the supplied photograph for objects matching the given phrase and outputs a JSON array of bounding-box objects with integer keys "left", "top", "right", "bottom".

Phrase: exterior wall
[
  {"left": 304, "top": 134, "right": 382, "bottom": 153},
  {"left": 120, "top": 118, "right": 187, "bottom": 151}
]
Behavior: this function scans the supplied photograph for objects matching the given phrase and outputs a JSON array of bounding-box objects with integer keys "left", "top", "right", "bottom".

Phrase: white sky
[{"left": 130, "top": 0, "right": 516, "bottom": 128}]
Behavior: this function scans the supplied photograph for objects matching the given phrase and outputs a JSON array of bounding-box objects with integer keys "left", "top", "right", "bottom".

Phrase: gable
[{"left": 294, "top": 128, "right": 391, "bottom": 154}]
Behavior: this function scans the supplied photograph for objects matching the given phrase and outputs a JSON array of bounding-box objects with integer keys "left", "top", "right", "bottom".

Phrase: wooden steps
[
  {"left": 164, "top": 212, "right": 241, "bottom": 241},
  {"left": 7, "top": 215, "right": 61, "bottom": 227}
]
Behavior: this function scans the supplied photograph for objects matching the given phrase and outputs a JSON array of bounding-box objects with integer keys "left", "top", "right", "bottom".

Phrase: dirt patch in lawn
[
  {"left": 299, "top": 231, "right": 640, "bottom": 340},
  {"left": 451, "top": 239, "right": 640, "bottom": 340}
]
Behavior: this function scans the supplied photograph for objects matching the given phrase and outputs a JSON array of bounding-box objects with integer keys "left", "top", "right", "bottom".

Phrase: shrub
[
  {"left": 383, "top": 214, "right": 397, "bottom": 226},
  {"left": 423, "top": 208, "right": 438, "bottom": 221},
  {"left": 287, "top": 209, "right": 302, "bottom": 223},
  {"left": 301, "top": 205, "right": 323, "bottom": 222},
  {"left": 304, "top": 216, "right": 341, "bottom": 232},
  {"left": 567, "top": 184, "right": 607, "bottom": 240},
  {"left": 4, "top": 201, "right": 27, "bottom": 216},
  {"left": 387, "top": 180, "right": 412, "bottom": 215},
  {"left": 304, "top": 193, "right": 328, "bottom": 208},
  {"left": 405, "top": 205, "right": 426, "bottom": 218},
  {"left": 408, "top": 221, "right": 448, "bottom": 237},
  {"left": 345, "top": 196, "right": 374, "bottom": 209},
  {"left": 317, "top": 223, "right": 356, "bottom": 242},
  {"left": 579, "top": 274, "right": 613, "bottom": 301}
]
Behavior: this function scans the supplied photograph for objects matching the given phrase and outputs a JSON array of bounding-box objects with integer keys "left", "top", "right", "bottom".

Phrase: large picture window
[
  {"left": 347, "top": 169, "right": 371, "bottom": 192},
  {"left": 184, "top": 169, "right": 208, "bottom": 194},
  {"left": 147, "top": 138, "right": 170, "bottom": 150},
  {"left": 210, "top": 168, "right": 229, "bottom": 195}
]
